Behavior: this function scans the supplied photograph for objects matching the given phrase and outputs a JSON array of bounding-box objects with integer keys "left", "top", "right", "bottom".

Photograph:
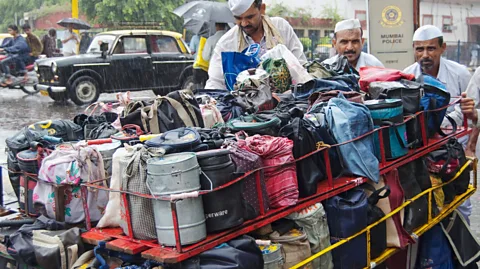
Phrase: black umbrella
[{"left": 57, "top": 18, "right": 91, "bottom": 30}]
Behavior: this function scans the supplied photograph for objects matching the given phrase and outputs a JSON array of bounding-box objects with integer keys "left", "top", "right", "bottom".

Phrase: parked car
[{"left": 36, "top": 30, "right": 195, "bottom": 105}]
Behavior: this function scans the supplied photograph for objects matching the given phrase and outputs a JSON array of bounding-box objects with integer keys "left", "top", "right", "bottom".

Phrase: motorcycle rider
[{"left": 0, "top": 25, "right": 30, "bottom": 86}]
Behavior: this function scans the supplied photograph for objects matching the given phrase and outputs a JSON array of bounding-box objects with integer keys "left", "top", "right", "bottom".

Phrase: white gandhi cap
[
  {"left": 413, "top": 25, "right": 443, "bottom": 41},
  {"left": 229, "top": 0, "right": 255, "bottom": 17},
  {"left": 335, "top": 19, "right": 362, "bottom": 33}
]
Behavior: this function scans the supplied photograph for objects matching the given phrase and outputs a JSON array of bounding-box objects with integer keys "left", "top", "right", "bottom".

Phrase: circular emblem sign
[{"left": 381, "top": 5, "right": 404, "bottom": 27}]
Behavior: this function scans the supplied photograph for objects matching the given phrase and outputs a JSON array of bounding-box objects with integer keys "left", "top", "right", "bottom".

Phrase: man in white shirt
[
  {"left": 404, "top": 25, "right": 473, "bottom": 223},
  {"left": 323, "top": 19, "right": 384, "bottom": 70},
  {"left": 204, "top": 0, "right": 306, "bottom": 89},
  {"left": 61, "top": 24, "right": 79, "bottom": 57},
  {"left": 403, "top": 25, "right": 472, "bottom": 131},
  {"left": 202, "top": 23, "right": 227, "bottom": 62}
]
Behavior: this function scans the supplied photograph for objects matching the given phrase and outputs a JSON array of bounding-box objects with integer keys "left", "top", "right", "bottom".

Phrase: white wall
[
  {"left": 420, "top": 2, "right": 480, "bottom": 43},
  {"left": 264, "top": 0, "right": 480, "bottom": 43}
]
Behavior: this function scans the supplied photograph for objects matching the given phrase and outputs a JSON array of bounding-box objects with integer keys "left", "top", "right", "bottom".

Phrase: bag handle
[
  {"left": 380, "top": 120, "right": 415, "bottom": 149},
  {"left": 361, "top": 184, "right": 391, "bottom": 205},
  {"left": 436, "top": 115, "right": 457, "bottom": 137}
]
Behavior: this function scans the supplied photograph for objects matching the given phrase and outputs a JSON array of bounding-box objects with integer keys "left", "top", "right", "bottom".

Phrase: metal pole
[
  {"left": 413, "top": 0, "right": 420, "bottom": 31},
  {"left": 72, "top": 0, "right": 79, "bottom": 53},
  {"left": 457, "top": 40, "right": 461, "bottom": 63}
]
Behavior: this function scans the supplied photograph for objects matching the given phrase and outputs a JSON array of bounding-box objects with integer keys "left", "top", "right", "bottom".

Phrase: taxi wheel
[
  {"left": 69, "top": 76, "right": 100, "bottom": 106},
  {"left": 181, "top": 75, "right": 194, "bottom": 92}
]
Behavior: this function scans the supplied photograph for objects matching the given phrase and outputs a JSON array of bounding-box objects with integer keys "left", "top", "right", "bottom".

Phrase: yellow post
[{"left": 72, "top": 0, "right": 79, "bottom": 53}]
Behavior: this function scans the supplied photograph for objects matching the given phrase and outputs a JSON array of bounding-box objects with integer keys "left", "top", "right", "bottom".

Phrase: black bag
[
  {"left": 84, "top": 122, "right": 119, "bottom": 140},
  {"left": 28, "top": 120, "right": 83, "bottom": 141},
  {"left": 179, "top": 235, "right": 264, "bottom": 269},
  {"left": 441, "top": 210, "right": 480, "bottom": 268},
  {"left": 324, "top": 188, "right": 368, "bottom": 269},
  {"left": 145, "top": 127, "right": 207, "bottom": 153},
  {"left": 3, "top": 215, "right": 73, "bottom": 266},
  {"left": 304, "top": 112, "right": 344, "bottom": 179},
  {"left": 427, "top": 138, "right": 471, "bottom": 203},
  {"left": 362, "top": 184, "right": 390, "bottom": 262},
  {"left": 397, "top": 158, "right": 431, "bottom": 233},
  {"left": 119, "top": 100, "right": 153, "bottom": 132},
  {"left": 279, "top": 117, "right": 324, "bottom": 198},
  {"left": 373, "top": 80, "right": 425, "bottom": 148}
]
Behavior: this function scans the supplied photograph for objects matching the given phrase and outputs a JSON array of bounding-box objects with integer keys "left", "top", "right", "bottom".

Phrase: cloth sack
[
  {"left": 269, "top": 228, "right": 313, "bottom": 269},
  {"left": 200, "top": 103, "right": 224, "bottom": 128},
  {"left": 119, "top": 145, "right": 164, "bottom": 240},
  {"left": 286, "top": 203, "right": 334, "bottom": 269},
  {"left": 97, "top": 147, "right": 129, "bottom": 228},
  {"left": 238, "top": 135, "right": 298, "bottom": 208},
  {"left": 262, "top": 58, "right": 292, "bottom": 93}
]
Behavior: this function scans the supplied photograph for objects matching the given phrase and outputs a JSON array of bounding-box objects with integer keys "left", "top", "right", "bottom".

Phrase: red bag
[
  {"left": 359, "top": 67, "right": 416, "bottom": 92},
  {"left": 239, "top": 135, "right": 299, "bottom": 208}
]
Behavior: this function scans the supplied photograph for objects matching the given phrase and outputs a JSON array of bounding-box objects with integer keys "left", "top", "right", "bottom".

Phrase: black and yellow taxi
[{"left": 36, "top": 30, "right": 195, "bottom": 105}]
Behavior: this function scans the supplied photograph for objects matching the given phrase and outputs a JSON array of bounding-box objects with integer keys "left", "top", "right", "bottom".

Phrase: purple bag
[{"left": 228, "top": 144, "right": 270, "bottom": 219}]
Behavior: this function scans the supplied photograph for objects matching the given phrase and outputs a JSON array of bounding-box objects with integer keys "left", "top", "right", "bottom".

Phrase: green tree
[
  {"left": 321, "top": 3, "right": 343, "bottom": 25},
  {"left": 0, "top": 0, "right": 68, "bottom": 31},
  {"left": 80, "top": 0, "right": 184, "bottom": 32},
  {"left": 267, "top": 3, "right": 290, "bottom": 17}
]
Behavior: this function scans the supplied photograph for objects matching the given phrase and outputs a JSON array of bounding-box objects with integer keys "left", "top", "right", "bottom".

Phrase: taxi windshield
[{"left": 87, "top": 35, "right": 116, "bottom": 54}]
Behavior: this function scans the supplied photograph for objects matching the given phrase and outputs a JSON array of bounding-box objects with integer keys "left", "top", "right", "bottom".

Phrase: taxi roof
[{"left": 97, "top": 30, "right": 182, "bottom": 38}]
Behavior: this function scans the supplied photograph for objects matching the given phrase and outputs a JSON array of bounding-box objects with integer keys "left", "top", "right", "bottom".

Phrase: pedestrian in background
[
  {"left": 79, "top": 32, "right": 92, "bottom": 54},
  {"left": 41, "top": 28, "right": 57, "bottom": 58},
  {"left": 62, "top": 24, "right": 79, "bottom": 56},
  {"left": 22, "top": 24, "right": 43, "bottom": 64},
  {"left": 470, "top": 45, "right": 479, "bottom": 67},
  {"left": 189, "top": 34, "right": 200, "bottom": 58}
]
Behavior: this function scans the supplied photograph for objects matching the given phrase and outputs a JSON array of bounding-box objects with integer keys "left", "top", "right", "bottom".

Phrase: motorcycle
[{"left": 0, "top": 53, "right": 39, "bottom": 95}]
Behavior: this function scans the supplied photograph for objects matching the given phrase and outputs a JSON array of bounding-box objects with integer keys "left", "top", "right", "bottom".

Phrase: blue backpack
[
  {"left": 221, "top": 44, "right": 261, "bottom": 91},
  {"left": 324, "top": 188, "right": 368, "bottom": 269},
  {"left": 420, "top": 74, "right": 457, "bottom": 138},
  {"left": 417, "top": 225, "right": 454, "bottom": 269}
]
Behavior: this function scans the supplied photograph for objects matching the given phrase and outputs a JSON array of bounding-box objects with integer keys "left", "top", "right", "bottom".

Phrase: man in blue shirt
[{"left": 0, "top": 24, "right": 30, "bottom": 86}]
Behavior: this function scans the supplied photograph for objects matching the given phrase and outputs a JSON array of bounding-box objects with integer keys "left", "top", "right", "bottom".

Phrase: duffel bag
[
  {"left": 427, "top": 138, "right": 471, "bottom": 202},
  {"left": 365, "top": 99, "right": 409, "bottom": 160},
  {"left": 359, "top": 66, "right": 415, "bottom": 92},
  {"left": 180, "top": 235, "right": 264, "bottom": 269},
  {"left": 324, "top": 188, "right": 368, "bottom": 269},
  {"left": 308, "top": 90, "right": 364, "bottom": 112},
  {"left": 167, "top": 89, "right": 205, "bottom": 128},
  {"left": 373, "top": 80, "right": 425, "bottom": 148}
]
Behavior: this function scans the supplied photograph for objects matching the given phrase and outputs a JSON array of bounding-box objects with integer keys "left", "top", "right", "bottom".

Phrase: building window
[
  {"left": 442, "top": 16, "right": 453, "bottom": 33},
  {"left": 294, "top": 29, "right": 305, "bottom": 37},
  {"left": 423, "top": 14, "right": 433, "bottom": 26},
  {"left": 355, "top": 10, "right": 367, "bottom": 30},
  {"left": 309, "top": 30, "right": 321, "bottom": 39},
  {"left": 324, "top": 30, "right": 334, "bottom": 38}
]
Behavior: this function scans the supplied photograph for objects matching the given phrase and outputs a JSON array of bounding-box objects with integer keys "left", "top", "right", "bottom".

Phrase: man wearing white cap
[
  {"left": 404, "top": 25, "right": 472, "bottom": 130},
  {"left": 404, "top": 25, "right": 474, "bottom": 223},
  {"left": 323, "top": 19, "right": 384, "bottom": 70},
  {"left": 204, "top": 0, "right": 306, "bottom": 89}
]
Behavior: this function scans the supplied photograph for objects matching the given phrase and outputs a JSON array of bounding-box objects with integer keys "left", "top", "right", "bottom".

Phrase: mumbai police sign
[{"left": 368, "top": 1, "right": 415, "bottom": 70}]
